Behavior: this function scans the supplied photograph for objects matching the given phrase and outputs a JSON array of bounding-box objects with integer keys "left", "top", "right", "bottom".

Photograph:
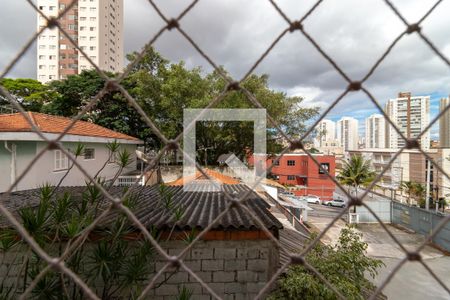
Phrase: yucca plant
[{"left": 176, "top": 286, "right": 193, "bottom": 300}]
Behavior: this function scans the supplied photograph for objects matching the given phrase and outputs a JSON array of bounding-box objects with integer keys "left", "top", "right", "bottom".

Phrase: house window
[
  {"left": 319, "top": 163, "right": 330, "bottom": 174},
  {"left": 84, "top": 148, "right": 95, "bottom": 160},
  {"left": 273, "top": 159, "right": 279, "bottom": 166},
  {"left": 54, "top": 150, "right": 68, "bottom": 171},
  {"left": 287, "top": 160, "right": 296, "bottom": 166},
  {"left": 287, "top": 175, "right": 295, "bottom": 180}
]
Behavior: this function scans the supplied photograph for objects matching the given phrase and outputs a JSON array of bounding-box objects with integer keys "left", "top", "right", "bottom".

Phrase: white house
[{"left": 0, "top": 112, "right": 143, "bottom": 192}]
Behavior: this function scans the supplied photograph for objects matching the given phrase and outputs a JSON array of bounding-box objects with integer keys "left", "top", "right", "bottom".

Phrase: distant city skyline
[
  {"left": 313, "top": 92, "right": 450, "bottom": 150},
  {"left": 321, "top": 92, "right": 447, "bottom": 140}
]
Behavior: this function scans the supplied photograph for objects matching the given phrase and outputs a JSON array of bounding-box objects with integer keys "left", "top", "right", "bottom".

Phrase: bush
[{"left": 269, "top": 225, "right": 383, "bottom": 300}]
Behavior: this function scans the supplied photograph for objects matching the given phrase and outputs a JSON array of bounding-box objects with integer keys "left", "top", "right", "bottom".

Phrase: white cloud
[{"left": 1, "top": 0, "right": 449, "bottom": 129}]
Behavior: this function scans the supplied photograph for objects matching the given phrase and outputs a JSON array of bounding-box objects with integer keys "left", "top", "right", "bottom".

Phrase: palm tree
[
  {"left": 400, "top": 181, "right": 414, "bottom": 205},
  {"left": 412, "top": 182, "right": 426, "bottom": 205},
  {"left": 338, "top": 155, "right": 375, "bottom": 213}
]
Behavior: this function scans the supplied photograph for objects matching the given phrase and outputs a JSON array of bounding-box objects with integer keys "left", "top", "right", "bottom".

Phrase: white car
[
  {"left": 327, "top": 199, "right": 346, "bottom": 208},
  {"left": 303, "top": 195, "right": 321, "bottom": 204}
]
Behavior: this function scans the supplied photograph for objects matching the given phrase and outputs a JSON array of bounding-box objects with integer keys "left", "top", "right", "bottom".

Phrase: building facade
[
  {"left": 314, "top": 119, "right": 336, "bottom": 148},
  {"left": 348, "top": 148, "right": 450, "bottom": 202},
  {"left": 439, "top": 97, "right": 450, "bottom": 148},
  {"left": 365, "top": 114, "right": 386, "bottom": 149},
  {"left": 385, "top": 92, "right": 430, "bottom": 150},
  {"left": 0, "top": 112, "right": 141, "bottom": 192},
  {"left": 268, "top": 153, "right": 336, "bottom": 200},
  {"left": 37, "top": 0, "right": 123, "bottom": 83},
  {"left": 337, "top": 117, "right": 359, "bottom": 151}
]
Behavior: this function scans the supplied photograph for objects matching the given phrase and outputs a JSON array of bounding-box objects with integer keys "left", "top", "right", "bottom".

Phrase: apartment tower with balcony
[
  {"left": 37, "top": 0, "right": 123, "bottom": 83},
  {"left": 337, "top": 117, "right": 359, "bottom": 151},
  {"left": 439, "top": 97, "right": 450, "bottom": 148},
  {"left": 385, "top": 92, "right": 430, "bottom": 150},
  {"left": 365, "top": 113, "right": 386, "bottom": 149},
  {"left": 314, "top": 119, "right": 336, "bottom": 148}
]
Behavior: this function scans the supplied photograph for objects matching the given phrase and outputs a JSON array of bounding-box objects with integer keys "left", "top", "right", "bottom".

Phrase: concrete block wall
[
  {"left": 147, "top": 239, "right": 279, "bottom": 300},
  {"left": 0, "top": 238, "right": 279, "bottom": 299}
]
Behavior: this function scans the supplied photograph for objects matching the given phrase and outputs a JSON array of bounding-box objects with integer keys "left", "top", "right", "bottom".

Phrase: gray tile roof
[{"left": 0, "top": 184, "right": 283, "bottom": 232}]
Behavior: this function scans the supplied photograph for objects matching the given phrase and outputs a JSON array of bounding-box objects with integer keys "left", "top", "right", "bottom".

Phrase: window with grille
[{"left": 84, "top": 148, "right": 95, "bottom": 160}]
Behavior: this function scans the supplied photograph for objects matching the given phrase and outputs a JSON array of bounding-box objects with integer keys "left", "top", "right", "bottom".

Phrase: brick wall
[{"left": 0, "top": 238, "right": 279, "bottom": 300}]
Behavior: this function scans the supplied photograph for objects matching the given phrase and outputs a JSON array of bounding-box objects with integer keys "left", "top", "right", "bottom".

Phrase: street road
[
  {"left": 308, "top": 203, "right": 345, "bottom": 219},
  {"left": 306, "top": 199, "right": 449, "bottom": 300}
]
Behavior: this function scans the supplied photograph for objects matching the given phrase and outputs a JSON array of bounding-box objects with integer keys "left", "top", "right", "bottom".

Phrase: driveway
[{"left": 307, "top": 208, "right": 449, "bottom": 300}]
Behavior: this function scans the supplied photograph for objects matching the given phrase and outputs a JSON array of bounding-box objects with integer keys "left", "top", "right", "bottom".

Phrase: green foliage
[
  {"left": 400, "top": 181, "right": 426, "bottom": 205},
  {"left": 159, "top": 184, "right": 174, "bottom": 210},
  {"left": 16, "top": 46, "right": 318, "bottom": 157},
  {"left": 116, "top": 148, "right": 133, "bottom": 169},
  {"left": 72, "top": 143, "right": 85, "bottom": 157},
  {"left": 338, "top": 155, "right": 375, "bottom": 190},
  {"left": 43, "top": 70, "right": 105, "bottom": 116},
  {"left": 269, "top": 226, "right": 384, "bottom": 300},
  {"left": 0, "top": 229, "right": 18, "bottom": 252},
  {"left": 0, "top": 78, "right": 57, "bottom": 112},
  {"left": 176, "top": 285, "right": 193, "bottom": 300},
  {"left": 338, "top": 155, "right": 375, "bottom": 212}
]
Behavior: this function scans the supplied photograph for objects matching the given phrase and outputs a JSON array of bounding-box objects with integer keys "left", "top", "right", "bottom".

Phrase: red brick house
[{"left": 249, "top": 153, "right": 336, "bottom": 200}]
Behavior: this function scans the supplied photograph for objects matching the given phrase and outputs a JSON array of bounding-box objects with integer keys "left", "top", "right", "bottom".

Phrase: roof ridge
[{"left": 0, "top": 112, "right": 141, "bottom": 142}]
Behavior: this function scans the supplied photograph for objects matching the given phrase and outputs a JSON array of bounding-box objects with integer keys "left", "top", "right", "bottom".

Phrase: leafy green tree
[
  {"left": 338, "top": 155, "right": 375, "bottom": 213},
  {"left": 21, "top": 46, "right": 319, "bottom": 159},
  {"left": 43, "top": 70, "right": 105, "bottom": 116},
  {"left": 0, "top": 78, "right": 56, "bottom": 112},
  {"left": 269, "top": 226, "right": 384, "bottom": 300}
]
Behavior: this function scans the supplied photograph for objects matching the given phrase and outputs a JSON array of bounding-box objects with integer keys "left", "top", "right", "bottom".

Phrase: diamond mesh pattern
[{"left": 0, "top": 0, "right": 449, "bottom": 299}]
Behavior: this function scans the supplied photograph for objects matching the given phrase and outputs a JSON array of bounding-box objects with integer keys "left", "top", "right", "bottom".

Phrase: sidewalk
[{"left": 308, "top": 215, "right": 445, "bottom": 259}]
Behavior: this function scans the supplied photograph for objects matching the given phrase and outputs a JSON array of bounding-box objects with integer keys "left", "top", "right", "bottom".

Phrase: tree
[
  {"left": 400, "top": 181, "right": 414, "bottom": 205},
  {"left": 43, "top": 70, "right": 105, "bottom": 117},
  {"left": 269, "top": 226, "right": 384, "bottom": 300},
  {"left": 337, "top": 155, "right": 375, "bottom": 213},
  {"left": 192, "top": 70, "right": 319, "bottom": 163},
  {"left": 401, "top": 181, "right": 426, "bottom": 206},
  {"left": 16, "top": 46, "right": 319, "bottom": 159},
  {"left": 0, "top": 78, "right": 56, "bottom": 112}
]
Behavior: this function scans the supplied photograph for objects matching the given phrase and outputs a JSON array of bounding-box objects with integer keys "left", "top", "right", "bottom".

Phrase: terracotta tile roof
[
  {"left": 0, "top": 112, "right": 140, "bottom": 141},
  {"left": 166, "top": 168, "right": 240, "bottom": 186}
]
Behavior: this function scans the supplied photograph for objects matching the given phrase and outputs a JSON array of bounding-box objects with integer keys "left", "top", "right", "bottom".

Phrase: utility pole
[{"left": 426, "top": 159, "right": 431, "bottom": 210}]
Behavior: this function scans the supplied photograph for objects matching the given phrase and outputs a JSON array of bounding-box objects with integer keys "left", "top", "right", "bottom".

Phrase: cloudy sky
[{"left": 1, "top": 0, "right": 449, "bottom": 138}]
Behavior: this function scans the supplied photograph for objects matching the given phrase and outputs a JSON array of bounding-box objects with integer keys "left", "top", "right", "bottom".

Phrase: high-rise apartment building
[
  {"left": 385, "top": 92, "right": 430, "bottom": 150},
  {"left": 37, "top": 0, "right": 123, "bottom": 83},
  {"left": 337, "top": 117, "right": 359, "bottom": 151},
  {"left": 440, "top": 97, "right": 450, "bottom": 148},
  {"left": 365, "top": 114, "right": 385, "bottom": 148},
  {"left": 314, "top": 119, "right": 336, "bottom": 148}
]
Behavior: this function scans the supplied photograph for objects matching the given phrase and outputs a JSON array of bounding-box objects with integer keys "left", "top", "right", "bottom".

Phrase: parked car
[
  {"left": 327, "top": 199, "right": 346, "bottom": 208},
  {"left": 302, "top": 195, "right": 321, "bottom": 204},
  {"left": 280, "top": 190, "right": 295, "bottom": 196}
]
